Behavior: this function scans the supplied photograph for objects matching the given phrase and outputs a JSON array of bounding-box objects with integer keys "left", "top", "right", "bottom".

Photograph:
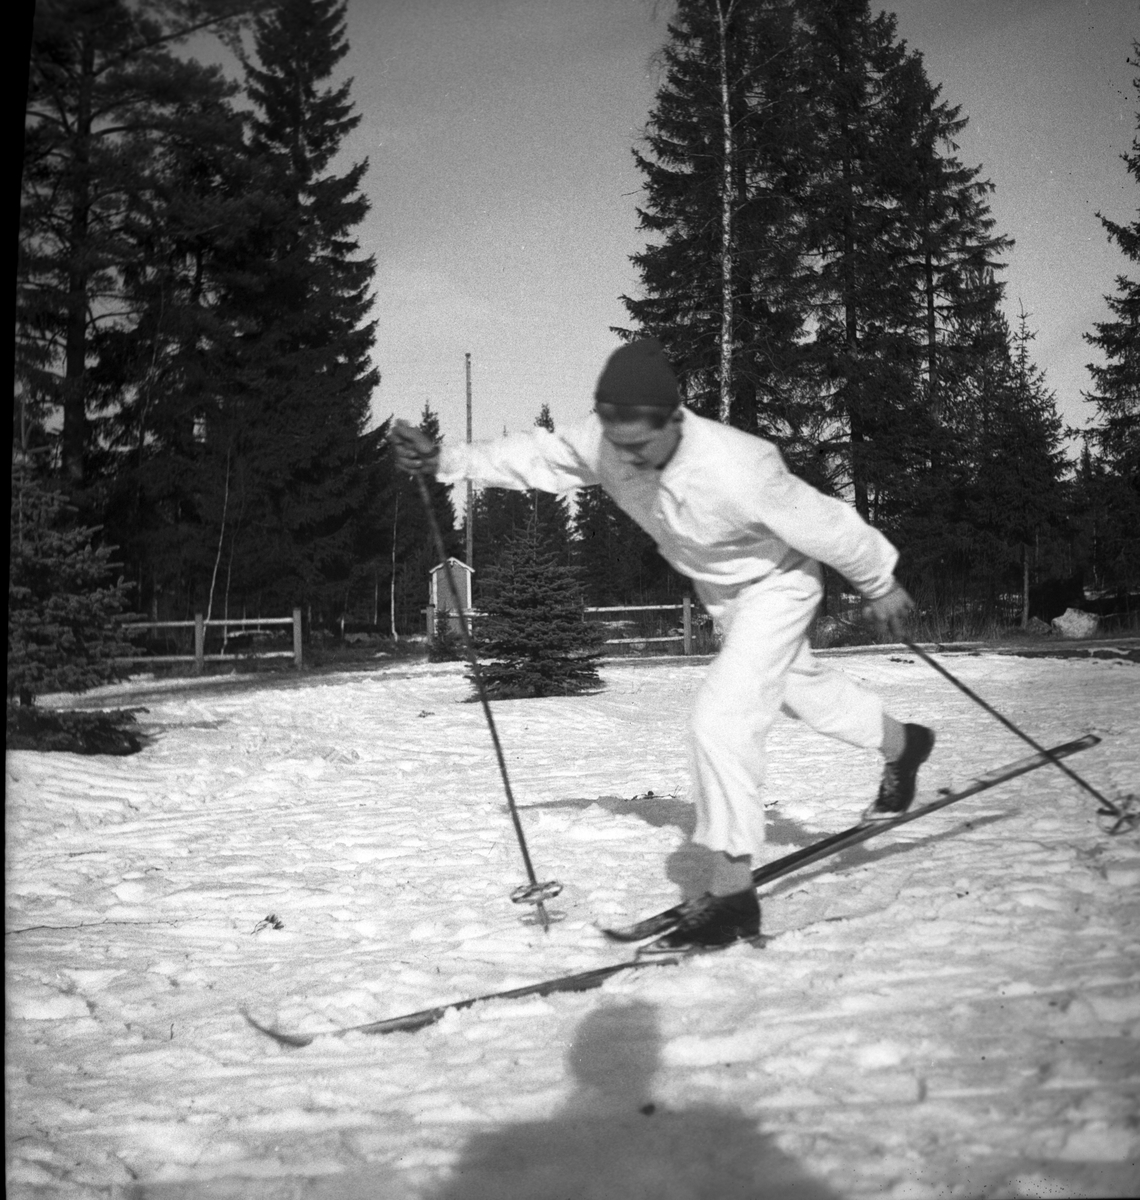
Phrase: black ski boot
[
  {"left": 656, "top": 887, "right": 761, "bottom": 950},
  {"left": 864, "top": 723, "right": 936, "bottom": 821}
]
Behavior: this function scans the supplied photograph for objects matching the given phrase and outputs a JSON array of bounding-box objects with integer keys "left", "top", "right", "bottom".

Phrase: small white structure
[
  {"left": 426, "top": 558, "right": 474, "bottom": 640},
  {"left": 430, "top": 558, "right": 473, "bottom": 612}
]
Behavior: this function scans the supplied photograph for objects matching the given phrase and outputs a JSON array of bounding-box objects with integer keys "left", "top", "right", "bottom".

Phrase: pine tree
[
  {"left": 468, "top": 405, "right": 575, "bottom": 603},
  {"left": 85, "top": 51, "right": 257, "bottom": 621},
  {"left": 470, "top": 487, "right": 533, "bottom": 599},
  {"left": 572, "top": 486, "right": 676, "bottom": 606},
  {"left": 795, "top": 0, "right": 1010, "bottom": 523},
  {"left": 201, "top": 0, "right": 379, "bottom": 618},
  {"left": 1082, "top": 40, "right": 1140, "bottom": 596},
  {"left": 475, "top": 521, "right": 604, "bottom": 700},
  {"left": 624, "top": 0, "right": 810, "bottom": 434},
  {"left": 624, "top": 0, "right": 1011, "bottom": 539},
  {"left": 19, "top": 0, "right": 256, "bottom": 490},
  {"left": 9, "top": 461, "right": 133, "bottom": 706},
  {"left": 963, "top": 310, "right": 1065, "bottom": 624},
  {"left": 529, "top": 405, "right": 575, "bottom": 564}
]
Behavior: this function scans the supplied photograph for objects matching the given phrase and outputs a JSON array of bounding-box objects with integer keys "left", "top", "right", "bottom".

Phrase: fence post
[
  {"left": 292, "top": 607, "right": 303, "bottom": 669},
  {"left": 194, "top": 612, "right": 205, "bottom": 674},
  {"left": 683, "top": 595, "right": 692, "bottom": 656},
  {"left": 425, "top": 603, "right": 436, "bottom": 642}
]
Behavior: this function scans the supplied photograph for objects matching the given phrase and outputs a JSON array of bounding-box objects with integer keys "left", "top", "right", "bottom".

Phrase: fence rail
[
  {"left": 586, "top": 597, "right": 694, "bottom": 654},
  {"left": 425, "top": 597, "right": 697, "bottom": 655},
  {"left": 115, "top": 609, "right": 303, "bottom": 672}
]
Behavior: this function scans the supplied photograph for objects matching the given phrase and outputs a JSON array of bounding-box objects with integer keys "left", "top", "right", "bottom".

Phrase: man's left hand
[{"left": 863, "top": 582, "right": 914, "bottom": 641}]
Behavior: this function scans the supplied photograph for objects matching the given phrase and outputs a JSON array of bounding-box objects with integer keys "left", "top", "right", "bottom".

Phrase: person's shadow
[{"left": 427, "top": 1000, "right": 839, "bottom": 1200}]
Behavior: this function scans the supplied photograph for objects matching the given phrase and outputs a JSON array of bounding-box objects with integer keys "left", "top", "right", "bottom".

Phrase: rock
[
  {"left": 1025, "top": 616, "right": 1052, "bottom": 636},
  {"left": 1051, "top": 608, "right": 1099, "bottom": 639}
]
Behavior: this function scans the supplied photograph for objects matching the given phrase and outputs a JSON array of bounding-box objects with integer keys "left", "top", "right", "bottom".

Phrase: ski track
[{"left": 6, "top": 652, "right": 1140, "bottom": 1199}]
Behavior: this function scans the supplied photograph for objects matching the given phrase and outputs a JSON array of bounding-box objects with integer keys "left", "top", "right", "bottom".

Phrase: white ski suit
[{"left": 436, "top": 408, "right": 899, "bottom": 858}]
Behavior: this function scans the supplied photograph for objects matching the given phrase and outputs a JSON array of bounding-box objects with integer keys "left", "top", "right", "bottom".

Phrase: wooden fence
[
  {"left": 585, "top": 599, "right": 694, "bottom": 654},
  {"left": 116, "top": 610, "right": 303, "bottom": 673},
  {"left": 425, "top": 597, "right": 697, "bottom": 655}
]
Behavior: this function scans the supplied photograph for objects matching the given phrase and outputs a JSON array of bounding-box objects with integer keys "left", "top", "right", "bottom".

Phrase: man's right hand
[{"left": 389, "top": 419, "right": 441, "bottom": 476}]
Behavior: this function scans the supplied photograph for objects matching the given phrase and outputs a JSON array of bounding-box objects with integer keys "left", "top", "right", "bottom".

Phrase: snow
[{"left": 6, "top": 649, "right": 1140, "bottom": 1199}]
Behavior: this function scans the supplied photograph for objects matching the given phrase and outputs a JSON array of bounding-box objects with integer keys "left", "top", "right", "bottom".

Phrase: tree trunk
[
  {"left": 1021, "top": 543, "right": 1030, "bottom": 629},
  {"left": 714, "top": 0, "right": 737, "bottom": 425},
  {"left": 61, "top": 33, "right": 97, "bottom": 488}
]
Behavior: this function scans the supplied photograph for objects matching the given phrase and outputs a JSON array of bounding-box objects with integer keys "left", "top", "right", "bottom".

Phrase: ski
[
  {"left": 602, "top": 733, "right": 1101, "bottom": 943},
  {"left": 243, "top": 956, "right": 684, "bottom": 1046},
  {"left": 243, "top": 933, "right": 774, "bottom": 1047},
  {"left": 244, "top": 734, "right": 1099, "bottom": 1048}
]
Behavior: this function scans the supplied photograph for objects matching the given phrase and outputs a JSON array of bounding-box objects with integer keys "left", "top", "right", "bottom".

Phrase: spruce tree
[
  {"left": 19, "top": 0, "right": 256, "bottom": 490},
  {"left": 794, "top": 0, "right": 1010, "bottom": 523},
  {"left": 207, "top": 0, "right": 379, "bottom": 618},
  {"left": 470, "top": 487, "right": 533, "bottom": 600},
  {"left": 86, "top": 52, "right": 256, "bottom": 620},
  {"left": 624, "top": 0, "right": 809, "bottom": 434},
  {"left": 572, "top": 486, "right": 676, "bottom": 606},
  {"left": 468, "top": 405, "right": 575, "bottom": 604},
  {"left": 9, "top": 462, "right": 132, "bottom": 706},
  {"left": 475, "top": 522, "right": 603, "bottom": 700},
  {"left": 1082, "top": 41, "right": 1140, "bottom": 596},
  {"left": 529, "top": 404, "right": 575, "bottom": 565},
  {"left": 963, "top": 311, "right": 1065, "bottom": 624}
]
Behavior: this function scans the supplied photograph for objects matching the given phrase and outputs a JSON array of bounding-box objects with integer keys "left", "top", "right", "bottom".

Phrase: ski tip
[{"left": 242, "top": 1010, "right": 315, "bottom": 1048}]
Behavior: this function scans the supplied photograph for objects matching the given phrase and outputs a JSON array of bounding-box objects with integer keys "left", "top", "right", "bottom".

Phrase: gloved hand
[
  {"left": 388, "top": 419, "right": 441, "bottom": 475},
  {"left": 862, "top": 581, "right": 914, "bottom": 641}
]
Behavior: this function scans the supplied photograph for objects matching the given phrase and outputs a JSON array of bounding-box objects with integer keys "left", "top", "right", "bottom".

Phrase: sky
[{"left": 304, "top": 1, "right": 1137, "bottom": 452}]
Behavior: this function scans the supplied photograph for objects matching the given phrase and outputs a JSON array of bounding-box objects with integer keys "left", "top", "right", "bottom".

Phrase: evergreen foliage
[
  {"left": 19, "top": 0, "right": 258, "bottom": 490},
  {"left": 469, "top": 405, "right": 574, "bottom": 606},
  {"left": 626, "top": 0, "right": 1010, "bottom": 512},
  {"left": 572, "top": 486, "right": 684, "bottom": 606},
  {"left": 474, "top": 522, "right": 604, "bottom": 700},
  {"left": 621, "top": 0, "right": 1074, "bottom": 629},
  {"left": 9, "top": 463, "right": 133, "bottom": 706},
  {"left": 196, "top": 0, "right": 379, "bottom": 615},
  {"left": 1081, "top": 40, "right": 1140, "bottom": 595}
]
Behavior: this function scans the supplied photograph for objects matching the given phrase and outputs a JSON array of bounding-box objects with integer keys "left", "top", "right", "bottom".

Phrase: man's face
[{"left": 595, "top": 405, "right": 682, "bottom": 470}]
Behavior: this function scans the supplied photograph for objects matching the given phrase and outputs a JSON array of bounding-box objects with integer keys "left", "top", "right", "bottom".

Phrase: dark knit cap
[{"left": 594, "top": 338, "right": 680, "bottom": 409}]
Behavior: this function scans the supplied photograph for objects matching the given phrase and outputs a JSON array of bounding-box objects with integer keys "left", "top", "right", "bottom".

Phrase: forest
[{"left": 13, "top": 0, "right": 1140, "bottom": 702}]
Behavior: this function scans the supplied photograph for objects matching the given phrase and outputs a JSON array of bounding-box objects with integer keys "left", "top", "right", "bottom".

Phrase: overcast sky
[{"left": 331, "top": 0, "right": 1137, "bottom": 451}]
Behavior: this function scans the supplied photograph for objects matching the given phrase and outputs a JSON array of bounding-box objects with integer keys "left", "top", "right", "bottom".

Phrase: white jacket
[{"left": 436, "top": 408, "right": 898, "bottom": 605}]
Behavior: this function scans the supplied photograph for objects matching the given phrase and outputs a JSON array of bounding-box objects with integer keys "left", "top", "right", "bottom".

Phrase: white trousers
[{"left": 690, "top": 562, "right": 885, "bottom": 858}]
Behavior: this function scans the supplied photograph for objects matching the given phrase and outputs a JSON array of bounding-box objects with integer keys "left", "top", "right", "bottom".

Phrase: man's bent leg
[{"left": 690, "top": 570, "right": 821, "bottom": 860}]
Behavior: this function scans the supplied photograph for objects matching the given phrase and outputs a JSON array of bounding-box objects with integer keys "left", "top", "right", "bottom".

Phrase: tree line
[
  {"left": 12, "top": 0, "right": 1140, "bottom": 705},
  {"left": 625, "top": 0, "right": 1137, "bottom": 628}
]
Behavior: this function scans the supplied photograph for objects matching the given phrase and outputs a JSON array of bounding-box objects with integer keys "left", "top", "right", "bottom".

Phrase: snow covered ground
[{"left": 6, "top": 648, "right": 1140, "bottom": 1199}]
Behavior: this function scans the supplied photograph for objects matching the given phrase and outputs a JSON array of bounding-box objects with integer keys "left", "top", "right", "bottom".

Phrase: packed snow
[{"left": 6, "top": 646, "right": 1140, "bottom": 1199}]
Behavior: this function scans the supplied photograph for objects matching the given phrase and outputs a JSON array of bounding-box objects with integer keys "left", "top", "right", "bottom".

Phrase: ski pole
[
  {"left": 413, "top": 473, "right": 561, "bottom": 930},
  {"left": 902, "top": 638, "right": 1130, "bottom": 828}
]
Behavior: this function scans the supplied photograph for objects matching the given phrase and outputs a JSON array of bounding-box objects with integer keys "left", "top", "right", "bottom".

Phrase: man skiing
[{"left": 389, "top": 338, "right": 934, "bottom": 950}]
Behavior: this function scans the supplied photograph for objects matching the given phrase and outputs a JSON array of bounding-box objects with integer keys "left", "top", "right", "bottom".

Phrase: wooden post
[
  {"left": 683, "top": 595, "right": 692, "bottom": 656},
  {"left": 426, "top": 603, "right": 436, "bottom": 642},
  {"left": 194, "top": 612, "right": 205, "bottom": 674},
  {"left": 293, "top": 607, "right": 303, "bottom": 668},
  {"left": 465, "top": 352, "right": 474, "bottom": 572}
]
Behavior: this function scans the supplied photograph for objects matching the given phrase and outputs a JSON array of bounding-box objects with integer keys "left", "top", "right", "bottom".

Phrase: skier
[{"left": 389, "top": 338, "right": 934, "bottom": 949}]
